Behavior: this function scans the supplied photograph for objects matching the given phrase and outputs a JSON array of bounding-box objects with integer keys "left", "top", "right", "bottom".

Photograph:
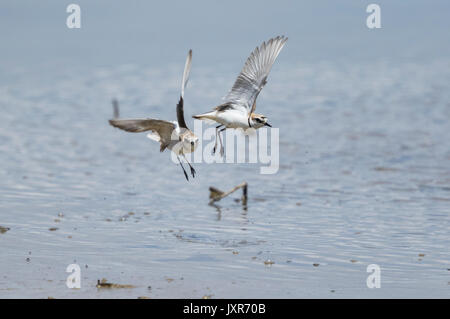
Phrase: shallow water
[{"left": 0, "top": 57, "right": 449, "bottom": 298}]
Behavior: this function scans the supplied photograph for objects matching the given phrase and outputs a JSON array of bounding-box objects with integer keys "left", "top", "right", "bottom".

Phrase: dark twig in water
[
  {"left": 112, "top": 98, "right": 120, "bottom": 119},
  {"left": 208, "top": 182, "right": 248, "bottom": 207}
]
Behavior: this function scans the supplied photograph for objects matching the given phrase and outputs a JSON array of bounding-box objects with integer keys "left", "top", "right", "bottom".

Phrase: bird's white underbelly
[
  {"left": 215, "top": 110, "right": 249, "bottom": 129},
  {"left": 147, "top": 127, "right": 196, "bottom": 155},
  {"left": 167, "top": 140, "right": 197, "bottom": 155}
]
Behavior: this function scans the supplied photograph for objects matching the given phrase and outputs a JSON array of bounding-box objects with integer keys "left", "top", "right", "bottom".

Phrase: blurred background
[
  {"left": 1, "top": 0, "right": 450, "bottom": 69},
  {"left": 0, "top": 1, "right": 449, "bottom": 298}
]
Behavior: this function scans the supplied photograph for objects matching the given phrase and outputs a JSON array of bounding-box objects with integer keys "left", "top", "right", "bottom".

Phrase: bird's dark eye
[
  {"left": 191, "top": 141, "right": 195, "bottom": 146},
  {"left": 256, "top": 118, "right": 262, "bottom": 123}
]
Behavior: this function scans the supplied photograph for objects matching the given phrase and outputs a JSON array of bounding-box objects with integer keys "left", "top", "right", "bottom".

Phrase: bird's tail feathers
[{"left": 192, "top": 111, "right": 217, "bottom": 124}]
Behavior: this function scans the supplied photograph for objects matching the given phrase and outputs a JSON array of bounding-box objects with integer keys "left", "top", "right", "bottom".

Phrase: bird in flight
[
  {"left": 193, "top": 36, "right": 287, "bottom": 156},
  {"left": 109, "top": 50, "right": 199, "bottom": 181}
]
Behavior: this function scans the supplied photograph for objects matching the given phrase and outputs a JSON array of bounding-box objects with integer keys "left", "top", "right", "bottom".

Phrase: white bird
[
  {"left": 109, "top": 50, "right": 199, "bottom": 181},
  {"left": 193, "top": 36, "right": 288, "bottom": 156}
]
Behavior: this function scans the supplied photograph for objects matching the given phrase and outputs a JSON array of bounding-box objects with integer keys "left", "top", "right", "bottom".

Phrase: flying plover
[{"left": 109, "top": 50, "right": 199, "bottom": 181}]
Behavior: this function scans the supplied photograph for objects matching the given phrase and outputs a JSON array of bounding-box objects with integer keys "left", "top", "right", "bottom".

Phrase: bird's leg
[
  {"left": 182, "top": 154, "right": 196, "bottom": 178},
  {"left": 177, "top": 155, "right": 189, "bottom": 181},
  {"left": 213, "top": 125, "right": 223, "bottom": 155},
  {"left": 218, "top": 127, "right": 226, "bottom": 157}
]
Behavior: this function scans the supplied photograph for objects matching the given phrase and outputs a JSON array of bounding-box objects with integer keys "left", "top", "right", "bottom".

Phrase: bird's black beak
[{"left": 264, "top": 122, "right": 272, "bottom": 127}]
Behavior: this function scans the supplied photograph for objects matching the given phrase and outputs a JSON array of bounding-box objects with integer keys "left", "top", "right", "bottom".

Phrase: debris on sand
[
  {"left": 209, "top": 182, "right": 248, "bottom": 206},
  {"left": 96, "top": 278, "right": 135, "bottom": 289},
  {"left": 0, "top": 226, "right": 10, "bottom": 234},
  {"left": 313, "top": 263, "right": 320, "bottom": 267},
  {"left": 48, "top": 227, "right": 58, "bottom": 231},
  {"left": 264, "top": 259, "right": 275, "bottom": 266}
]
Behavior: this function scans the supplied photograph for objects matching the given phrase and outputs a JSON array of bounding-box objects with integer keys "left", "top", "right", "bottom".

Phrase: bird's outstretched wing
[
  {"left": 177, "top": 50, "right": 192, "bottom": 129},
  {"left": 109, "top": 118, "right": 176, "bottom": 152},
  {"left": 224, "top": 36, "right": 288, "bottom": 113}
]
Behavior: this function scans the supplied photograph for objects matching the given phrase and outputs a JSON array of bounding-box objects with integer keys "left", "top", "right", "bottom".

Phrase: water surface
[{"left": 0, "top": 59, "right": 449, "bottom": 298}]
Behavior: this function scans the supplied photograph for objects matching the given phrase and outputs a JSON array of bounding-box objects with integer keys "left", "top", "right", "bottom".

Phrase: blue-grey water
[{"left": 0, "top": 1, "right": 449, "bottom": 298}]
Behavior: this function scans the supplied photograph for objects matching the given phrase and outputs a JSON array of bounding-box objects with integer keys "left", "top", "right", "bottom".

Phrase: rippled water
[{"left": 0, "top": 58, "right": 449, "bottom": 298}]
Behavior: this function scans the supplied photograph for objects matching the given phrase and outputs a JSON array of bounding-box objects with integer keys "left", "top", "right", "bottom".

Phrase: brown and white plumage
[
  {"left": 109, "top": 118, "right": 177, "bottom": 152},
  {"left": 109, "top": 50, "right": 198, "bottom": 180},
  {"left": 177, "top": 49, "right": 192, "bottom": 129}
]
